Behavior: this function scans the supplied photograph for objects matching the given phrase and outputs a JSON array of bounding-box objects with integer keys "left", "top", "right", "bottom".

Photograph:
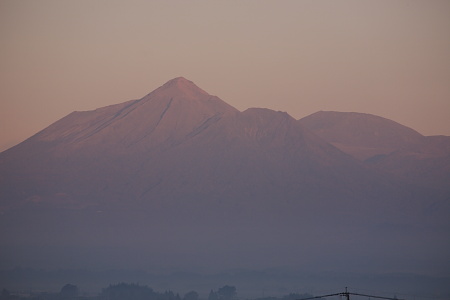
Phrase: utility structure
[{"left": 299, "top": 287, "right": 404, "bottom": 300}]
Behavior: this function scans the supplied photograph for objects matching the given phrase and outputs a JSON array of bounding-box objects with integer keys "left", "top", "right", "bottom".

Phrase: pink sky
[{"left": 1, "top": 0, "right": 449, "bottom": 152}]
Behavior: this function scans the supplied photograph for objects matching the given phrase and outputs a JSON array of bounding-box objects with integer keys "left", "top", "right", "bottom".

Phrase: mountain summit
[
  {"left": 0, "top": 77, "right": 449, "bottom": 276},
  {"left": 155, "top": 76, "right": 209, "bottom": 98}
]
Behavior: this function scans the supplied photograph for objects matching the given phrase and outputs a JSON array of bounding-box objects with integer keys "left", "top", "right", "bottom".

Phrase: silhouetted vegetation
[
  {"left": 208, "top": 286, "right": 237, "bottom": 300},
  {"left": 99, "top": 283, "right": 179, "bottom": 300},
  {"left": 183, "top": 291, "right": 199, "bottom": 300},
  {"left": 60, "top": 284, "right": 79, "bottom": 300},
  {"left": 1, "top": 289, "right": 20, "bottom": 300},
  {"left": 0, "top": 283, "right": 315, "bottom": 300}
]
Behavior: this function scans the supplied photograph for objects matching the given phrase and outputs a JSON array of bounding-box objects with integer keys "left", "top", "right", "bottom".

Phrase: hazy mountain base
[
  {"left": 1, "top": 268, "right": 449, "bottom": 300},
  {"left": 1, "top": 197, "right": 448, "bottom": 272}
]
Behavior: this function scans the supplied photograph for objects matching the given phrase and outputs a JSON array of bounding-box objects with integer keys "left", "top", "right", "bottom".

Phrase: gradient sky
[{"left": 1, "top": 0, "right": 449, "bottom": 152}]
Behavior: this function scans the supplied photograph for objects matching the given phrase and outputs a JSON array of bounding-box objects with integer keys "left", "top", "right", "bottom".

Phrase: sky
[{"left": 1, "top": 0, "right": 450, "bottom": 152}]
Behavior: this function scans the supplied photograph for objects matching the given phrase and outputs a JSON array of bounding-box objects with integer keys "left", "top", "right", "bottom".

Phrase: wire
[{"left": 297, "top": 288, "right": 404, "bottom": 300}]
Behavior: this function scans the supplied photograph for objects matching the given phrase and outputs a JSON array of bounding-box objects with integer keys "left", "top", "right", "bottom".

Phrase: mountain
[
  {"left": 0, "top": 78, "right": 449, "bottom": 281},
  {"left": 298, "top": 111, "right": 424, "bottom": 161},
  {"left": 299, "top": 111, "right": 450, "bottom": 189},
  {"left": 0, "top": 78, "right": 387, "bottom": 211}
]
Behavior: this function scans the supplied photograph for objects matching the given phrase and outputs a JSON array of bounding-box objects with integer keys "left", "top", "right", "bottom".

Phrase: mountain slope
[{"left": 368, "top": 135, "right": 450, "bottom": 189}]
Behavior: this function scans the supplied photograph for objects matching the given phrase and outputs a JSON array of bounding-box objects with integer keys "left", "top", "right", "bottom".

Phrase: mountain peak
[
  {"left": 165, "top": 76, "right": 192, "bottom": 85},
  {"left": 155, "top": 77, "right": 209, "bottom": 99}
]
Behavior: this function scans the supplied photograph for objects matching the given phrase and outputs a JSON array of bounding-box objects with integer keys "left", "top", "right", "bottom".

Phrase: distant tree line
[
  {"left": 98, "top": 283, "right": 181, "bottom": 300},
  {"left": 1, "top": 283, "right": 312, "bottom": 300},
  {"left": 208, "top": 286, "right": 237, "bottom": 300},
  {"left": 251, "top": 293, "right": 313, "bottom": 300}
]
